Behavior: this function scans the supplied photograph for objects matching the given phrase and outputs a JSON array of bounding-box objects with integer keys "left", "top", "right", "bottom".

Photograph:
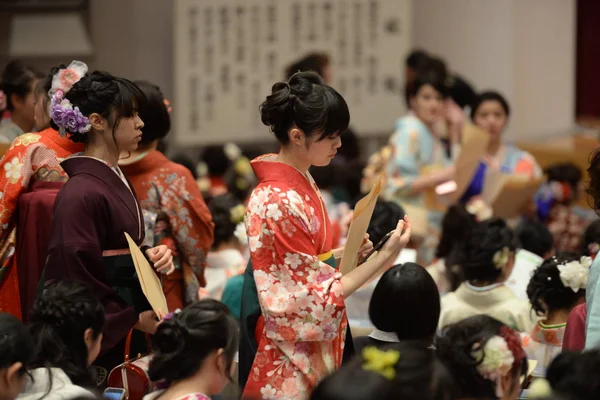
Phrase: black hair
[
  {"left": 526, "top": 255, "right": 585, "bottom": 316},
  {"left": 583, "top": 220, "right": 600, "bottom": 257},
  {"left": 471, "top": 91, "right": 511, "bottom": 121},
  {"left": 369, "top": 263, "right": 440, "bottom": 343},
  {"left": 311, "top": 342, "right": 453, "bottom": 400},
  {"left": 547, "top": 350, "right": 600, "bottom": 400},
  {"left": 406, "top": 50, "right": 431, "bottom": 70},
  {"left": 446, "top": 74, "right": 477, "bottom": 110},
  {"left": 1, "top": 59, "right": 40, "bottom": 112},
  {"left": 148, "top": 299, "right": 239, "bottom": 384},
  {"left": 587, "top": 149, "right": 600, "bottom": 214},
  {"left": 545, "top": 163, "right": 582, "bottom": 192},
  {"left": 515, "top": 219, "right": 554, "bottom": 258},
  {"left": 407, "top": 71, "right": 449, "bottom": 100},
  {"left": 171, "top": 154, "right": 198, "bottom": 179},
  {"left": 260, "top": 71, "right": 350, "bottom": 145},
  {"left": 134, "top": 80, "right": 170, "bottom": 146},
  {"left": 201, "top": 145, "right": 231, "bottom": 177},
  {"left": 51, "top": 70, "right": 146, "bottom": 144},
  {"left": 453, "top": 218, "right": 517, "bottom": 283},
  {"left": 285, "top": 53, "right": 330, "bottom": 80},
  {"left": 29, "top": 281, "right": 105, "bottom": 388},
  {"left": 208, "top": 194, "right": 244, "bottom": 249},
  {"left": 0, "top": 313, "right": 34, "bottom": 376},
  {"left": 223, "top": 157, "right": 258, "bottom": 203},
  {"left": 367, "top": 200, "right": 406, "bottom": 245},
  {"left": 435, "top": 315, "right": 527, "bottom": 400}
]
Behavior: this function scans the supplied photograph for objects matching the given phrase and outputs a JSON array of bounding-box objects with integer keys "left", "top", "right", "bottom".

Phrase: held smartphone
[
  {"left": 103, "top": 388, "right": 126, "bottom": 400},
  {"left": 359, "top": 230, "right": 395, "bottom": 265}
]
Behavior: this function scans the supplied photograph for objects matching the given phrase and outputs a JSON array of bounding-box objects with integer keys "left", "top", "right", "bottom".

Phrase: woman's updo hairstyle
[
  {"left": 526, "top": 254, "right": 586, "bottom": 316},
  {"left": 148, "top": 299, "right": 239, "bottom": 384},
  {"left": 260, "top": 71, "right": 350, "bottom": 145},
  {"left": 456, "top": 218, "right": 517, "bottom": 283},
  {"left": 51, "top": 71, "right": 146, "bottom": 143},
  {"left": 29, "top": 280, "right": 105, "bottom": 387},
  {"left": 208, "top": 193, "right": 245, "bottom": 249},
  {"left": 435, "top": 315, "right": 527, "bottom": 400}
]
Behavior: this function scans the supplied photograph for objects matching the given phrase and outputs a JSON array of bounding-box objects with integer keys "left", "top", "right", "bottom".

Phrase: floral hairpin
[
  {"left": 466, "top": 197, "right": 493, "bottom": 222},
  {"left": 163, "top": 98, "right": 173, "bottom": 113},
  {"left": 163, "top": 308, "right": 182, "bottom": 321},
  {"left": 362, "top": 346, "right": 400, "bottom": 380},
  {"left": 234, "top": 223, "right": 247, "bottom": 245},
  {"left": 48, "top": 60, "right": 91, "bottom": 138},
  {"left": 230, "top": 204, "right": 246, "bottom": 224},
  {"left": 493, "top": 247, "right": 510, "bottom": 270},
  {"left": 557, "top": 256, "right": 592, "bottom": 293}
]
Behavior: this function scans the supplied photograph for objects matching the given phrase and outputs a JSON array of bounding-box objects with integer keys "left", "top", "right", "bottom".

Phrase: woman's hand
[
  {"left": 145, "top": 245, "right": 175, "bottom": 275},
  {"left": 134, "top": 310, "right": 160, "bottom": 334},
  {"left": 358, "top": 234, "right": 374, "bottom": 260},
  {"left": 380, "top": 216, "right": 412, "bottom": 260}
]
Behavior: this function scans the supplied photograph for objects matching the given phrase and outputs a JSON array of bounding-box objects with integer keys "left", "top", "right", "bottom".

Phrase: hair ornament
[
  {"left": 163, "top": 308, "right": 182, "bottom": 321},
  {"left": 493, "top": 247, "right": 510, "bottom": 270},
  {"left": 233, "top": 223, "right": 247, "bottom": 245},
  {"left": 465, "top": 197, "right": 493, "bottom": 222},
  {"left": 361, "top": 346, "right": 400, "bottom": 380},
  {"left": 230, "top": 204, "right": 246, "bottom": 224},
  {"left": 48, "top": 60, "right": 91, "bottom": 137},
  {"left": 557, "top": 256, "right": 592, "bottom": 293}
]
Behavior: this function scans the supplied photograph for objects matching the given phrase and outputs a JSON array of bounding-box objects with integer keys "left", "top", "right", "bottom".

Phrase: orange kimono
[
  {"left": 120, "top": 150, "right": 214, "bottom": 310},
  {"left": 0, "top": 129, "right": 83, "bottom": 318}
]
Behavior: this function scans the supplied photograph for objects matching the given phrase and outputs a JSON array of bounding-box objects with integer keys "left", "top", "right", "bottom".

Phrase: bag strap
[{"left": 123, "top": 329, "right": 152, "bottom": 362}]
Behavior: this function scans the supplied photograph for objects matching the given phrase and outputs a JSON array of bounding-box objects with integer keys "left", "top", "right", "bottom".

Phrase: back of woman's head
[
  {"left": 527, "top": 255, "right": 588, "bottom": 316},
  {"left": 29, "top": 281, "right": 104, "bottom": 386},
  {"left": 547, "top": 350, "right": 600, "bottom": 400},
  {"left": 148, "top": 299, "right": 239, "bottom": 384},
  {"left": 369, "top": 263, "right": 440, "bottom": 342},
  {"left": 583, "top": 219, "right": 600, "bottom": 257},
  {"left": 52, "top": 69, "right": 146, "bottom": 143},
  {"left": 134, "top": 80, "right": 170, "bottom": 146},
  {"left": 435, "top": 315, "right": 527, "bottom": 400},
  {"left": 457, "top": 218, "right": 516, "bottom": 283},
  {"left": 545, "top": 162, "right": 582, "bottom": 190},
  {"left": 1, "top": 59, "right": 40, "bottom": 112},
  {"left": 260, "top": 71, "right": 350, "bottom": 145},
  {"left": 208, "top": 193, "right": 245, "bottom": 249},
  {"left": 0, "top": 312, "right": 34, "bottom": 373},
  {"left": 436, "top": 204, "right": 478, "bottom": 259},
  {"left": 367, "top": 200, "right": 406, "bottom": 245},
  {"left": 311, "top": 343, "right": 452, "bottom": 400},
  {"left": 516, "top": 219, "right": 554, "bottom": 258}
]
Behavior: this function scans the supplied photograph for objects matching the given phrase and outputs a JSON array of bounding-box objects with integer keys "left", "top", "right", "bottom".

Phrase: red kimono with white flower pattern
[{"left": 242, "top": 155, "right": 347, "bottom": 400}]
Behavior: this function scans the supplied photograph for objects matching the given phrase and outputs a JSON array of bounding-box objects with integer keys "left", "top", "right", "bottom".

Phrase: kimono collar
[
  {"left": 118, "top": 150, "right": 170, "bottom": 175},
  {"left": 456, "top": 282, "right": 516, "bottom": 308},
  {"left": 61, "top": 156, "right": 142, "bottom": 229},
  {"left": 42, "top": 127, "right": 85, "bottom": 154},
  {"left": 531, "top": 321, "right": 566, "bottom": 346},
  {"left": 251, "top": 154, "right": 314, "bottom": 192}
]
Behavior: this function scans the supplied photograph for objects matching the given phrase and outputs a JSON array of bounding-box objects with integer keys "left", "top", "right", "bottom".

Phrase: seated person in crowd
[
  {"left": 0, "top": 313, "right": 34, "bottom": 400},
  {"left": 521, "top": 254, "right": 588, "bottom": 376},
  {"left": 353, "top": 262, "right": 440, "bottom": 353},
  {"left": 19, "top": 281, "right": 103, "bottom": 399},
  {"left": 436, "top": 315, "right": 527, "bottom": 400},
  {"left": 439, "top": 219, "right": 536, "bottom": 332}
]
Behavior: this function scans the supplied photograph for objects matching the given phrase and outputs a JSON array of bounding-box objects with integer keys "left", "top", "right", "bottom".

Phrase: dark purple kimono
[{"left": 45, "top": 157, "right": 146, "bottom": 355}]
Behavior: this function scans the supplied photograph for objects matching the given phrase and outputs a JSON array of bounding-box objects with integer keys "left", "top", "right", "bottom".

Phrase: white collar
[{"left": 368, "top": 329, "right": 399, "bottom": 343}]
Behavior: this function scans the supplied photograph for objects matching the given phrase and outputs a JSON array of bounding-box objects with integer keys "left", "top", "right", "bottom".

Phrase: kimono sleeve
[
  {"left": 247, "top": 186, "right": 345, "bottom": 343},
  {"left": 45, "top": 189, "right": 137, "bottom": 351},
  {"left": 586, "top": 257, "right": 600, "bottom": 349},
  {"left": 386, "top": 121, "right": 423, "bottom": 195},
  {"left": 0, "top": 144, "right": 31, "bottom": 244}
]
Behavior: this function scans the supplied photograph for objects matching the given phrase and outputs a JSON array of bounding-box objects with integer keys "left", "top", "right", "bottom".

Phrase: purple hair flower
[{"left": 50, "top": 95, "right": 91, "bottom": 137}]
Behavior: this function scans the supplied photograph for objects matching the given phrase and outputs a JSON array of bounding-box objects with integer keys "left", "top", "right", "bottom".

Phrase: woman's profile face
[
  {"left": 411, "top": 84, "right": 444, "bottom": 127},
  {"left": 306, "top": 133, "right": 343, "bottom": 167},
  {"left": 113, "top": 112, "right": 144, "bottom": 152},
  {"left": 473, "top": 100, "right": 508, "bottom": 138}
]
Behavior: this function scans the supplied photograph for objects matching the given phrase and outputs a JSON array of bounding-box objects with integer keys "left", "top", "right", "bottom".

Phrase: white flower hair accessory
[
  {"left": 473, "top": 335, "right": 514, "bottom": 398},
  {"left": 234, "top": 222, "right": 247, "bottom": 245},
  {"left": 557, "top": 256, "right": 592, "bottom": 293},
  {"left": 48, "top": 60, "right": 91, "bottom": 137},
  {"left": 493, "top": 247, "right": 510, "bottom": 270},
  {"left": 466, "top": 197, "right": 493, "bottom": 222}
]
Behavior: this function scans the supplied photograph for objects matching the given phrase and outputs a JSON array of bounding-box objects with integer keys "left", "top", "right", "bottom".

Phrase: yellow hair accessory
[
  {"left": 230, "top": 204, "right": 246, "bottom": 224},
  {"left": 362, "top": 346, "right": 400, "bottom": 380}
]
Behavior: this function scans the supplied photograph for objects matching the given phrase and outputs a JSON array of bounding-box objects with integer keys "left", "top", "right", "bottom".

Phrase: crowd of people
[{"left": 0, "top": 48, "right": 599, "bottom": 400}]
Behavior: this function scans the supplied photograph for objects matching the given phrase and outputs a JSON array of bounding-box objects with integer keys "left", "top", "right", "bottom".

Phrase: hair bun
[
  {"left": 260, "top": 81, "right": 295, "bottom": 129},
  {"left": 153, "top": 319, "right": 188, "bottom": 354}
]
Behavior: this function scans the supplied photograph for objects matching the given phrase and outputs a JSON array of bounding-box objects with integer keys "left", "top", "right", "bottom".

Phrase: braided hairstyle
[
  {"left": 452, "top": 218, "right": 517, "bottom": 284},
  {"left": 29, "top": 281, "right": 104, "bottom": 388},
  {"left": 526, "top": 255, "right": 585, "bottom": 316},
  {"left": 311, "top": 342, "right": 453, "bottom": 400},
  {"left": 208, "top": 193, "right": 244, "bottom": 249},
  {"left": 50, "top": 70, "right": 146, "bottom": 144},
  {"left": 148, "top": 299, "right": 239, "bottom": 387},
  {"left": 260, "top": 71, "right": 350, "bottom": 145},
  {"left": 435, "top": 315, "right": 527, "bottom": 400}
]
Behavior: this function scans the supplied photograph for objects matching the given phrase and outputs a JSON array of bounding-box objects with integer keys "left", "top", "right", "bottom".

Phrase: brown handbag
[{"left": 107, "top": 330, "right": 155, "bottom": 400}]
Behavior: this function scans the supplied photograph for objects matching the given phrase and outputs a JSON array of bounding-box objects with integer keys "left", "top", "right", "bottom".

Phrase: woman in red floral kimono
[
  {"left": 120, "top": 81, "right": 214, "bottom": 310},
  {"left": 240, "top": 71, "right": 412, "bottom": 399},
  {"left": 0, "top": 64, "right": 84, "bottom": 320}
]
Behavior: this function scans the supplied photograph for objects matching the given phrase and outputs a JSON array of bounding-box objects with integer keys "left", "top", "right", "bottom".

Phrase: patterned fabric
[
  {"left": 462, "top": 144, "right": 541, "bottom": 202},
  {"left": 0, "top": 129, "right": 83, "bottom": 317},
  {"left": 521, "top": 322, "right": 566, "bottom": 376},
  {"left": 242, "top": 155, "right": 347, "bottom": 400},
  {"left": 439, "top": 283, "right": 537, "bottom": 332},
  {"left": 120, "top": 151, "right": 214, "bottom": 307}
]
